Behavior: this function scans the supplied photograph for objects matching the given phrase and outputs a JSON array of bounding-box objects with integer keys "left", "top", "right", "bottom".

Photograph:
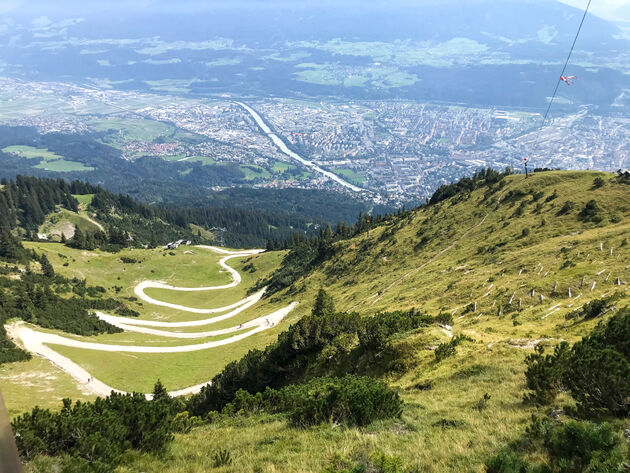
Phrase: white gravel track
[
  {"left": 133, "top": 245, "right": 264, "bottom": 313},
  {"left": 6, "top": 303, "right": 298, "bottom": 397},
  {"left": 97, "top": 289, "right": 266, "bottom": 328},
  {"left": 6, "top": 245, "right": 297, "bottom": 397}
]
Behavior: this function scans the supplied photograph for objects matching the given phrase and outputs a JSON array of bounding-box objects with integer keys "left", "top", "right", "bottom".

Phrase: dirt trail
[
  {"left": 98, "top": 289, "right": 265, "bottom": 328},
  {"left": 134, "top": 246, "right": 263, "bottom": 313},
  {"left": 82, "top": 214, "right": 105, "bottom": 233},
  {"left": 6, "top": 303, "right": 297, "bottom": 397},
  {"left": 7, "top": 245, "right": 296, "bottom": 397}
]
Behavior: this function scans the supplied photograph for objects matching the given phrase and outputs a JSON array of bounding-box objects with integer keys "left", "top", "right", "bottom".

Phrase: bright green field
[
  {"left": 73, "top": 193, "right": 95, "bottom": 208},
  {"left": 22, "top": 242, "right": 285, "bottom": 322},
  {"left": 162, "top": 155, "right": 216, "bottom": 165},
  {"left": 332, "top": 167, "right": 366, "bottom": 184},
  {"left": 0, "top": 357, "right": 96, "bottom": 418},
  {"left": 240, "top": 165, "right": 272, "bottom": 180},
  {"left": 47, "top": 311, "right": 302, "bottom": 393},
  {"left": 89, "top": 118, "right": 173, "bottom": 146},
  {"left": 271, "top": 160, "right": 294, "bottom": 172},
  {"left": 2, "top": 145, "right": 94, "bottom": 172},
  {"left": 3, "top": 145, "right": 64, "bottom": 160},
  {"left": 34, "top": 160, "right": 94, "bottom": 172}
]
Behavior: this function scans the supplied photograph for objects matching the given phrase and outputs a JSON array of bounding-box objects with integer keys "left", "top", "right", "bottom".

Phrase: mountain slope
[
  {"left": 286, "top": 171, "right": 630, "bottom": 319},
  {"left": 17, "top": 170, "right": 630, "bottom": 473}
]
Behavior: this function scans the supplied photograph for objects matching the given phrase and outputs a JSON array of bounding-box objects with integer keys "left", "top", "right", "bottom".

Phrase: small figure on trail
[
  {"left": 560, "top": 75, "right": 577, "bottom": 86},
  {"left": 266, "top": 318, "right": 269, "bottom": 325}
]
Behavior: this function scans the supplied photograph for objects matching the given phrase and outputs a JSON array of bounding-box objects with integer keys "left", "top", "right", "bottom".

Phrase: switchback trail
[
  {"left": 133, "top": 246, "right": 264, "bottom": 313},
  {"left": 6, "top": 245, "right": 298, "bottom": 398}
]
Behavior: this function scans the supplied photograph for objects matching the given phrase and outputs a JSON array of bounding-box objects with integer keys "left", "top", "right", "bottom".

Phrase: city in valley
[{"left": 1, "top": 78, "right": 628, "bottom": 202}]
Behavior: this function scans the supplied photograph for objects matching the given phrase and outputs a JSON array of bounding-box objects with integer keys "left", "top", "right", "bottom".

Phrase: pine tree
[
  {"left": 39, "top": 253, "right": 55, "bottom": 278},
  {"left": 70, "top": 226, "right": 86, "bottom": 249},
  {"left": 312, "top": 288, "right": 335, "bottom": 317},
  {"left": 152, "top": 380, "right": 170, "bottom": 402}
]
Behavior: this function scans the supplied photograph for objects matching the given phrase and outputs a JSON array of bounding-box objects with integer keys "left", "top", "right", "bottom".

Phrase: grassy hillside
[
  {"left": 15, "top": 170, "right": 630, "bottom": 473},
  {"left": 110, "top": 171, "right": 629, "bottom": 473},
  {"left": 289, "top": 171, "right": 629, "bottom": 317}
]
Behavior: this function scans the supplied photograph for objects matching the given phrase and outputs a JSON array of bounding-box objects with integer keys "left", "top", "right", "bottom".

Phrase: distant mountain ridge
[{"left": 0, "top": 0, "right": 627, "bottom": 108}]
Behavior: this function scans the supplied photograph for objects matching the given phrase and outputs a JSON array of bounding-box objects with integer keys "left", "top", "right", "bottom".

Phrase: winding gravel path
[
  {"left": 98, "top": 289, "right": 266, "bottom": 328},
  {"left": 133, "top": 246, "right": 264, "bottom": 313},
  {"left": 6, "top": 245, "right": 296, "bottom": 398}
]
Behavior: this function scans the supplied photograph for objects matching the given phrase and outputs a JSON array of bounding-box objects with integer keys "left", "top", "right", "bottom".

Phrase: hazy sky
[
  {"left": 1, "top": 0, "right": 629, "bottom": 22},
  {"left": 557, "top": 0, "right": 630, "bottom": 20}
]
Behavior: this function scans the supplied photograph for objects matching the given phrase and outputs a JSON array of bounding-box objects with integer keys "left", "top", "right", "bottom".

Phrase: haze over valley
[{"left": 0, "top": 2, "right": 629, "bottom": 473}]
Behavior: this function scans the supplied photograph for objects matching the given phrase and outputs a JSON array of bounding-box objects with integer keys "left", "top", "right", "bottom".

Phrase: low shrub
[
  {"left": 12, "top": 389, "right": 175, "bottom": 472},
  {"left": 486, "top": 417, "right": 624, "bottom": 473},
  {"left": 524, "top": 308, "right": 630, "bottom": 417},
  {"left": 577, "top": 199, "right": 603, "bottom": 224},
  {"left": 286, "top": 375, "right": 402, "bottom": 427},
  {"left": 223, "top": 375, "right": 402, "bottom": 427},
  {"left": 524, "top": 342, "right": 570, "bottom": 405},
  {"left": 435, "top": 312, "right": 454, "bottom": 326},
  {"left": 435, "top": 335, "right": 471, "bottom": 362},
  {"left": 556, "top": 200, "right": 575, "bottom": 216}
]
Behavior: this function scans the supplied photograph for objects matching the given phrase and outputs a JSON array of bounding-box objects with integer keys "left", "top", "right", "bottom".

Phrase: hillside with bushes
[{"left": 6, "top": 170, "right": 630, "bottom": 473}]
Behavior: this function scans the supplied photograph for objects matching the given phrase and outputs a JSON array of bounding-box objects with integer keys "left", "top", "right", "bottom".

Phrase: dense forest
[
  {"left": 0, "top": 167, "right": 391, "bottom": 247},
  {"left": 0, "top": 126, "right": 393, "bottom": 228},
  {"left": 0, "top": 175, "right": 78, "bottom": 231},
  {"left": 0, "top": 175, "right": 354, "bottom": 248}
]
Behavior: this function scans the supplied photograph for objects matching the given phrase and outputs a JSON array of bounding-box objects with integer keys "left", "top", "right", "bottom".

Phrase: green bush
[
  {"left": 524, "top": 343, "right": 570, "bottom": 405},
  {"left": 12, "top": 388, "right": 175, "bottom": 472},
  {"left": 434, "top": 341, "right": 456, "bottom": 362},
  {"left": 359, "top": 309, "right": 433, "bottom": 351},
  {"left": 556, "top": 201, "right": 575, "bottom": 216},
  {"left": 592, "top": 177, "right": 605, "bottom": 189},
  {"left": 286, "top": 375, "right": 402, "bottom": 427},
  {"left": 485, "top": 450, "right": 527, "bottom": 473},
  {"left": 524, "top": 309, "right": 630, "bottom": 417},
  {"left": 312, "top": 288, "right": 335, "bottom": 317},
  {"left": 223, "top": 375, "right": 402, "bottom": 427},
  {"left": 564, "top": 309, "right": 630, "bottom": 417},
  {"left": 567, "top": 297, "right": 609, "bottom": 320},
  {"left": 577, "top": 200, "right": 603, "bottom": 224},
  {"left": 435, "top": 312, "right": 454, "bottom": 326},
  {"left": 435, "top": 335, "right": 470, "bottom": 362},
  {"left": 486, "top": 417, "right": 624, "bottom": 473}
]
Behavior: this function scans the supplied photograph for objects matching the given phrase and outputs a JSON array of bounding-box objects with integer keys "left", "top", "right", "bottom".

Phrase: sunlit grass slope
[{"left": 106, "top": 170, "right": 630, "bottom": 473}]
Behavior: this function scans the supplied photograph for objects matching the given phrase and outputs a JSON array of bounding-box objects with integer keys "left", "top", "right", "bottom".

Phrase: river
[{"left": 235, "top": 101, "right": 364, "bottom": 193}]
